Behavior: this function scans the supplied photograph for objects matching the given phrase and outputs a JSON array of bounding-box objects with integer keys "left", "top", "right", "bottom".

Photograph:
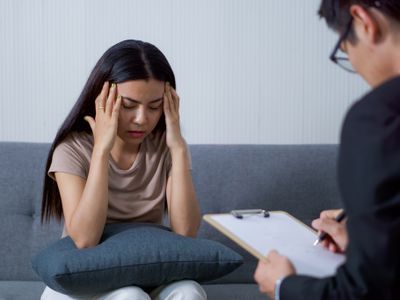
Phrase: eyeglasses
[{"left": 329, "top": 19, "right": 356, "bottom": 73}]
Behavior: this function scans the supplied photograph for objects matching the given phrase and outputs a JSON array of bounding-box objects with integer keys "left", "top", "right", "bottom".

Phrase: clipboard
[{"left": 203, "top": 211, "right": 346, "bottom": 278}]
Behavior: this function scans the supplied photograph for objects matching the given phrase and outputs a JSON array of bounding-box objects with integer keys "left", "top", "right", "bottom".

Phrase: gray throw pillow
[{"left": 32, "top": 223, "right": 243, "bottom": 296}]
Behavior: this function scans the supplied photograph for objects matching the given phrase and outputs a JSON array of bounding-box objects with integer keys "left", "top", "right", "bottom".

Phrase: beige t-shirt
[{"left": 48, "top": 130, "right": 191, "bottom": 227}]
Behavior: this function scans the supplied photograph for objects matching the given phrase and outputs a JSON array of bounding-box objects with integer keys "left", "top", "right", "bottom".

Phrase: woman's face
[{"left": 116, "top": 79, "right": 164, "bottom": 146}]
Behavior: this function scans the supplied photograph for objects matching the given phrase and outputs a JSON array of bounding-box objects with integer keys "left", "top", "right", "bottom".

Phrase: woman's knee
[
  {"left": 154, "top": 280, "right": 207, "bottom": 300},
  {"left": 99, "top": 286, "right": 151, "bottom": 300},
  {"left": 177, "top": 281, "right": 207, "bottom": 300}
]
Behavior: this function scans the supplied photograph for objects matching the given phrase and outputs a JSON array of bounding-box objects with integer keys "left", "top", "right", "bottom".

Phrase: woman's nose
[{"left": 133, "top": 107, "right": 147, "bottom": 126}]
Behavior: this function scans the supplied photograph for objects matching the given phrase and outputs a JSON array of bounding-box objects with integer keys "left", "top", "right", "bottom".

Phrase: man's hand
[
  {"left": 254, "top": 250, "right": 296, "bottom": 299},
  {"left": 312, "top": 209, "right": 348, "bottom": 253}
]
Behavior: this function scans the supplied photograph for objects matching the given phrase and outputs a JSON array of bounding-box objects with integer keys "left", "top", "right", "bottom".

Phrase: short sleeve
[{"left": 48, "top": 138, "right": 89, "bottom": 181}]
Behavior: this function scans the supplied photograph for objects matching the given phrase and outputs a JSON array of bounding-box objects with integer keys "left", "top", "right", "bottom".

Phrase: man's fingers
[
  {"left": 267, "top": 250, "right": 280, "bottom": 261},
  {"left": 320, "top": 209, "right": 343, "bottom": 219},
  {"left": 318, "top": 218, "right": 343, "bottom": 238},
  {"left": 311, "top": 219, "right": 321, "bottom": 230},
  {"left": 329, "top": 243, "right": 338, "bottom": 253},
  {"left": 313, "top": 217, "right": 341, "bottom": 231},
  {"left": 321, "top": 239, "right": 330, "bottom": 249}
]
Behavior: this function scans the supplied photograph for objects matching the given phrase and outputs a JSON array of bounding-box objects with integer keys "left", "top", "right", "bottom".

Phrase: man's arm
[{"left": 280, "top": 89, "right": 400, "bottom": 299}]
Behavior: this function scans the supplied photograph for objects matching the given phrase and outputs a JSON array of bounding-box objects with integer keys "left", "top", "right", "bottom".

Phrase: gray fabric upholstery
[
  {"left": 192, "top": 144, "right": 341, "bottom": 284},
  {"left": 0, "top": 142, "right": 341, "bottom": 299},
  {"left": 0, "top": 143, "right": 62, "bottom": 281},
  {"left": 0, "top": 281, "right": 46, "bottom": 300}
]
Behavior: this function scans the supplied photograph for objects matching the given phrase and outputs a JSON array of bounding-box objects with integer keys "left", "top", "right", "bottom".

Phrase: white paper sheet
[{"left": 205, "top": 212, "right": 346, "bottom": 278}]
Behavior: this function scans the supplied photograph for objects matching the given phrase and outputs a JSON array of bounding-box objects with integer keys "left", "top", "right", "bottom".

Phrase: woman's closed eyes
[{"left": 121, "top": 97, "right": 163, "bottom": 110}]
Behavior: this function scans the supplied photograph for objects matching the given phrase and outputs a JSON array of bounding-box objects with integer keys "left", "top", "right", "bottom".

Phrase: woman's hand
[
  {"left": 312, "top": 209, "right": 348, "bottom": 253},
  {"left": 164, "top": 82, "right": 186, "bottom": 152},
  {"left": 84, "top": 82, "right": 121, "bottom": 154}
]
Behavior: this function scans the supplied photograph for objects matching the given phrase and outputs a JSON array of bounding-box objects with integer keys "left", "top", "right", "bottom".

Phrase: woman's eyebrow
[{"left": 121, "top": 96, "right": 163, "bottom": 104}]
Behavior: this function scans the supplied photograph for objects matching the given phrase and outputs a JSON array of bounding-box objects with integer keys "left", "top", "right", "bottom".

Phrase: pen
[{"left": 313, "top": 210, "right": 346, "bottom": 246}]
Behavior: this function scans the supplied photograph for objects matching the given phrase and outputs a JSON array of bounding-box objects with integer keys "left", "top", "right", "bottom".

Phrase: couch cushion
[
  {"left": 0, "top": 280, "right": 45, "bottom": 300},
  {"left": 203, "top": 283, "right": 270, "bottom": 300},
  {"left": 32, "top": 223, "right": 243, "bottom": 296}
]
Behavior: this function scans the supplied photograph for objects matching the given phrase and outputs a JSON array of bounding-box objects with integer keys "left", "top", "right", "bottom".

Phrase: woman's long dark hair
[{"left": 41, "top": 40, "right": 176, "bottom": 223}]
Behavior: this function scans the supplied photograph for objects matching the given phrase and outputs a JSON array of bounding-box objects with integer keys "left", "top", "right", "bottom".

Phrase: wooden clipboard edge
[
  {"left": 203, "top": 214, "right": 266, "bottom": 260},
  {"left": 203, "top": 211, "right": 317, "bottom": 261}
]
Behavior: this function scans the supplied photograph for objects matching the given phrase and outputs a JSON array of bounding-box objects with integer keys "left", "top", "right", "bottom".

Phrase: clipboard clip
[{"left": 230, "top": 209, "right": 270, "bottom": 219}]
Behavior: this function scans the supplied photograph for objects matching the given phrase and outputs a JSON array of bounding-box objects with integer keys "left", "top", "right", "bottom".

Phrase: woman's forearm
[
  {"left": 68, "top": 147, "right": 109, "bottom": 248},
  {"left": 168, "top": 147, "right": 201, "bottom": 237}
]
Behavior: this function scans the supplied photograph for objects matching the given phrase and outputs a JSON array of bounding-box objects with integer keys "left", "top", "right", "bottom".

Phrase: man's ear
[{"left": 349, "top": 5, "right": 381, "bottom": 44}]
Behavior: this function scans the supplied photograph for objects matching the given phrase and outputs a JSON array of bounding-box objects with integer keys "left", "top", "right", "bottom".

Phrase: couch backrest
[
  {"left": 0, "top": 142, "right": 341, "bottom": 281},
  {"left": 190, "top": 145, "right": 342, "bottom": 283},
  {"left": 0, "top": 142, "right": 61, "bottom": 281}
]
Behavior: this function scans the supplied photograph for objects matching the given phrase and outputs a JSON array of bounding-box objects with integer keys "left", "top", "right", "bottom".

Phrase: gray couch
[{"left": 0, "top": 142, "right": 341, "bottom": 300}]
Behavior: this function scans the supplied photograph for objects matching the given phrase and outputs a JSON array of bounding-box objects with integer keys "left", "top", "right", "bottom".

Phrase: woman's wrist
[
  {"left": 169, "top": 139, "right": 187, "bottom": 155},
  {"left": 92, "top": 145, "right": 110, "bottom": 160},
  {"left": 170, "top": 144, "right": 188, "bottom": 160}
]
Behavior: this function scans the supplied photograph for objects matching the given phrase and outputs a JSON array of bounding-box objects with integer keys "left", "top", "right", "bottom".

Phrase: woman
[{"left": 40, "top": 40, "right": 207, "bottom": 300}]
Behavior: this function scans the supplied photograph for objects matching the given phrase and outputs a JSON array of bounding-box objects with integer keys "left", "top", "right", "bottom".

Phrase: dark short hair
[
  {"left": 319, "top": 0, "right": 400, "bottom": 33},
  {"left": 41, "top": 40, "right": 176, "bottom": 222}
]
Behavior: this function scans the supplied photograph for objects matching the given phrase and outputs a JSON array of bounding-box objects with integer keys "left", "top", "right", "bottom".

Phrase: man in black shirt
[{"left": 254, "top": 1, "right": 400, "bottom": 299}]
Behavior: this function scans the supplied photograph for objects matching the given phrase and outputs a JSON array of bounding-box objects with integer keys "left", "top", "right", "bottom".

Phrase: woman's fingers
[
  {"left": 84, "top": 116, "right": 95, "bottom": 134},
  {"left": 95, "top": 82, "right": 109, "bottom": 113},
  {"left": 112, "top": 95, "right": 122, "bottom": 121},
  {"left": 166, "top": 82, "right": 177, "bottom": 114},
  {"left": 170, "top": 86, "right": 180, "bottom": 111},
  {"left": 164, "top": 91, "right": 170, "bottom": 116},
  {"left": 106, "top": 83, "right": 117, "bottom": 116}
]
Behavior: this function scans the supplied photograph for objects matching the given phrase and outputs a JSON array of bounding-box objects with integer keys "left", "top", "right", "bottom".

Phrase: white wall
[{"left": 0, "top": 0, "right": 368, "bottom": 144}]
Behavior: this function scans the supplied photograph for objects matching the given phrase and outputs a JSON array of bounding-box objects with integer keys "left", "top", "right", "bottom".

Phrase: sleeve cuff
[{"left": 275, "top": 277, "right": 285, "bottom": 300}]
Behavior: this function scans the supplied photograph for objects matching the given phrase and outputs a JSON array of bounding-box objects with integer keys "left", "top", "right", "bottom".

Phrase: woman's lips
[{"left": 127, "top": 131, "right": 145, "bottom": 138}]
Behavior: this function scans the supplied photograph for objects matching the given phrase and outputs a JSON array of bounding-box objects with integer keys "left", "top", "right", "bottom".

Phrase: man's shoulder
[
  {"left": 357, "top": 76, "right": 400, "bottom": 113},
  {"left": 344, "top": 76, "right": 400, "bottom": 128}
]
